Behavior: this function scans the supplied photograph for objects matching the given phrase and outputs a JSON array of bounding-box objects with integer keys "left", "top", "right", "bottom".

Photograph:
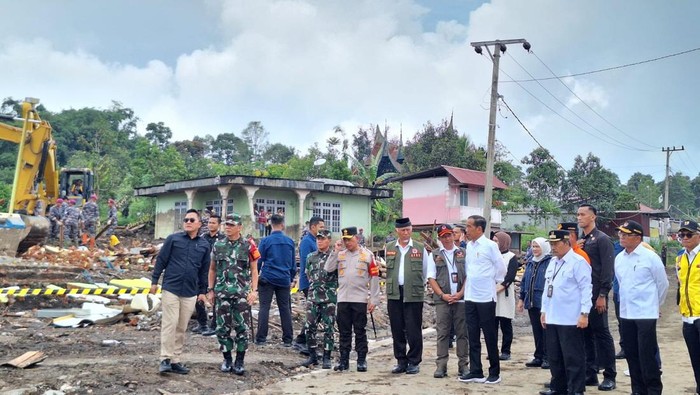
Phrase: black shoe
[
  {"left": 322, "top": 351, "right": 332, "bottom": 369},
  {"left": 159, "top": 359, "right": 172, "bottom": 374},
  {"left": 391, "top": 364, "right": 407, "bottom": 374},
  {"left": 170, "top": 362, "right": 189, "bottom": 375},
  {"left": 585, "top": 376, "right": 600, "bottom": 386},
  {"left": 433, "top": 369, "right": 447, "bottom": 378},
  {"left": 296, "top": 343, "right": 310, "bottom": 355},
  {"left": 191, "top": 325, "right": 204, "bottom": 334},
  {"left": 254, "top": 339, "right": 267, "bottom": 346},
  {"left": 539, "top": 390, "right": 567, "bottom": 395},
  {"left": 485, "top": 375, "right": 501, "bottom": 384},
  {"left": 405, "top": 363, "right": 420, "bottom": 374},
  {"left": 201, "top": 326, "right": 216, "bottom": 337},
  {"left": 458, "top": 372, "right": 486, "bottom": 383},
  {"left": 499, "top": 353, "right": 511, "bottom": 361},
  {"left": 525, "top": 358, "right": 543, "bottom": 367},
  {"left": 598, "top": 378, "right": 616, "bottom": 391},
  {"left": 220, "top": 359, "right": 233, "bottom": 372},
  {"left": 615, "top": 349, "right": 625, "bottom": 359},
  {"left": 543, "top": 382, "right": 550, "bottom": 388},
  {"left": 541, "top": 360, "right": 550, "bottom": 369},
  {"left": 301, "top": 348, "right": 318, "bottom": 368},
  {"left": 281, "top": 341, "right": 293, "bottom": 348},
  {"left": 333, "top": 352, "right": 349, "bottom": 371},
  {"left": 233, "top": 352, "right": 245, "bottom": 376},
  {"left": 357, "top": 358, "right": 367, "bottom": 372},
  {"left": 448, "top": 341, "right": 454, "bottom": 349}
]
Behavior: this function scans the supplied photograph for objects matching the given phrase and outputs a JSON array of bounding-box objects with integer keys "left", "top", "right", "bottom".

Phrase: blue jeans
[{"left": 256, "top": 280, "right": 293, "bottom": 344}]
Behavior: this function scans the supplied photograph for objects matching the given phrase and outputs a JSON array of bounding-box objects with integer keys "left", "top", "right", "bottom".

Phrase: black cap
[
  {"left": 341, "top": 226, "right": 358, "bottom": 239},
  {"left": 616, "top": 220, "right": 644, "bottom": 236},
  {"left": 547, "top": 230, "right": 570, "bottom": 242},
  {"left": 679, "top": 219, "right": 700, "bottom": 233},
  {"left": 557, "top": 222, "right": 578, "bottom": 232},
  {"left": 316, "top": 229, "right": 332, "bottom": 239},
  {"left": 437, "top": 224, "right": 453, "bottom": 237},
  {"left": 395, "top": 217, "right": 412, "bottom": 228}
]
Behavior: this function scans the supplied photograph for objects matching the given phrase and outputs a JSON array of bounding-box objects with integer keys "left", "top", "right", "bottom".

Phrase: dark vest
[
  {"left": 385, "top": 240, "right": 426, "bottom": 303},
  {"left": 431, "top": 247, "right": 467, "bottom": 304}
]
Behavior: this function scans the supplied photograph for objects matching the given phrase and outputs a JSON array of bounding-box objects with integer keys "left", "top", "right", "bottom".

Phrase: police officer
[
  {"left": 324, "top": 226, "right": 380, "bottom": 372},
  {"left": 48, "top": 198, "right": 64, "bottom": 243},
  {"left": 386, "top": 217, "right": 429, "bottom": 375},
  {"left": 207, "top": 214, "right": 260, "bottom": 375},
  {"left": 426, "top": 224, "right": 468, "bottom": 378},
  {"left": 81, "top": 194, "right": 99, "bottom": 248},
  {"left": 540, "top": 230, "right": 592, "bottom": 395},
  {"left": 301, "top": 229, "right": 337, "bottom": 369},
  {"left": 615, "top": 220, "right": 667, "bottom": 395},
  {"left": 106, "top": 199, "right": 118, "bottom": 238},
  {"left": 63, "top": 199, "right": 81, "bottom": 247}
]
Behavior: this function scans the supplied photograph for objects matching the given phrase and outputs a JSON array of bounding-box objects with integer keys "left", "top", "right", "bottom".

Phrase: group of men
[{"left": 46, "top": 194, "right": 118, "bottom": 247}]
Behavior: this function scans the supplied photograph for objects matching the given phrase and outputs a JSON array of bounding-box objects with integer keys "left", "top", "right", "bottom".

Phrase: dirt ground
[{"left": 0, "top": 265, "right": 696, "bottom": 395}]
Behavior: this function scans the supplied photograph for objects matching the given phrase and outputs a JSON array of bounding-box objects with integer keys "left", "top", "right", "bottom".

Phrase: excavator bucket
[{"left": 0, "top": 214, "right": 49, "bottom": 256}]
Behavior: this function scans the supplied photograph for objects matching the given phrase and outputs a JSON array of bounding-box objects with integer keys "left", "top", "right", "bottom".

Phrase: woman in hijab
[
  {"left": 493, "top": 231, "right": 519, "bottom": 361},
  {"left": 518, "top": 237, "right": 553, "bottom": 369}
]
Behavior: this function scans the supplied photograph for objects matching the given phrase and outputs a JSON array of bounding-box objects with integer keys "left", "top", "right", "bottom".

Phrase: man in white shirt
[
  {"left": 540, "top": 230, "right": 592, "bottom": 395},
  {"left": 677, "top": 219, "right": 700, "bottom": 394},
  {"left": 427, "top": 224, "right": 468, "bottom": 378},
  {"left": 614, "top": 220, "right": 668, "bottom": 395},
  {"left": 458, "top": 215, "right": 506, "bottom": 385}
]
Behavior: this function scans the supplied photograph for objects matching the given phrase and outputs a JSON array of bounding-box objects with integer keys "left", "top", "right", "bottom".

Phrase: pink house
[{"left": 392, "top": 165, "right": 507, "bottom": 227}]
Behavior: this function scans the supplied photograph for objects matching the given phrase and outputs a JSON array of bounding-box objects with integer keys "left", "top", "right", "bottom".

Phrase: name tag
[
  {"left": 451, "top": 273, "right": 458, "bottom": 284},
  {"left": 547, "top": 285, "right": 553, "bottom": 298}
]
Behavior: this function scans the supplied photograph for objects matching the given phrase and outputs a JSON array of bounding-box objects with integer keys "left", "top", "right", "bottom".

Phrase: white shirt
[
  {"left": 542, "top": 248, "right": 593, "bottom": 325},
  {"left": 426, "top": 247, "right": 462, "bottom": 299},
  {"left": 615, "top": 244, "right": 669, "bottom": 319},
  {"left": 395, "top": 239, "right": 429, "bottom": 286},
  {"left": 463, "top": 234, "right": 506, "bottom": 303},
  {"left": 677, "top": 243, "right": 700, "bottom": 323}
]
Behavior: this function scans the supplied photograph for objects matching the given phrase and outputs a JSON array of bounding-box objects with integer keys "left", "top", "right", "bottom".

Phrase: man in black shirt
[
  {"left": 151, "top": 209, "right": 211, "bottom": 375},
  {"left": 577, "top": 204, "right": 617, "bottom": 391}
]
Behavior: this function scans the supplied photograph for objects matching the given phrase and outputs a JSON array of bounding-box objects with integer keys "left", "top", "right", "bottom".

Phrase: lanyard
[
  {"left": 441, "top": 249, "right": 456, "bottom": 272},
  {"left": 551, "top": 259, "right": 565, "bottom": 282}
]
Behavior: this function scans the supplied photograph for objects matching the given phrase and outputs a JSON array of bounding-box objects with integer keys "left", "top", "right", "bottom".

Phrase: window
[
  {"left": 255, "top": 198, "right": 286, "bottom": 216},
  {"left": 174, "top": 201, "right": 188, "bottom": 230},
  {"left": 205, "top": 199, "right": 234, "bottom": 216},
  {"left": 313, "top": 201, "right": 341, "bottom": 232},
  {"left": 459, "top": 188, "right": 469, "bottom": 206}
]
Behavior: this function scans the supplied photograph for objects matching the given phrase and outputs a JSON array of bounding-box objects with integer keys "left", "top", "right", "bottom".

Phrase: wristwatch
[
  {"left": 580, "top": 312, "right": 589, "bottom": 317},
  {"left": 207, "top": 287, "right": 213, "bottom": 292}
]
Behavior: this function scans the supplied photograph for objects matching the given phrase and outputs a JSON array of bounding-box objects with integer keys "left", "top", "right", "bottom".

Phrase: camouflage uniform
[
  {"left": 81, "top": 201, "right": 99, "bottom": 238},
  {"left": 213, "top": 237, "right": 255, "bottom": 353},
  {"left": 304, "top": 249, "right": 338, "bottom": 351},
  {"left": 63, "top": 205, "right": 81, "bottom": 247},
  {"left": 106, "top": 205, "right": 118, "bottom": 237},
  {"left": 47, "top": 204, "right": 63, "bottom": 241}
]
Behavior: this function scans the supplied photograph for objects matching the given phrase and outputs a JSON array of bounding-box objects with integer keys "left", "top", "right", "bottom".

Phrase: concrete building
[
  {"left": 389, "top": 165, "right": 507, "bottom": 227},
  {"left": 134, "top": 174, "right": 392, "bottom": 240}
]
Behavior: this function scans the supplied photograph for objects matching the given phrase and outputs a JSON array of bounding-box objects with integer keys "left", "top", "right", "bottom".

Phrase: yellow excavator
[{"left": 0, "top": 98, "right": 93, "bottom": 256}]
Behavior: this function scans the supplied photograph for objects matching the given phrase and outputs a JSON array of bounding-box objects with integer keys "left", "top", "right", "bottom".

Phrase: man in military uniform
[
  {"left": 199, "top": 206, "right": 213, "bottom": 236},
  {"left": 301, "top": 229, "right": 338, "bottom": 369},
  {"left": 385, "top": 217, "right": 430, "bottom": 375},
  {"left": 81, "top": 194, "right": 99, "bottom": 249},
  {"left": 106, "top": 199, "right": 118, "bottom": 238},
  {"left": 324, "top": 226, "right": 380, "bottom": 372},
  {"left": 47, "top": 198, "right": 64, "bottom": 243},
  {"left": 207, "top": 214, "right": 260, "bottom": 375},
  {"left": 63, "top": 199, "right": 81, "bottom": 247},
  {"left": 194, "top": 214, "right": 223, "bottom": 336},
  {"left": 427, "top": 224, "right": 468, "bottom": 378},
  {"left": 294, "top": 216, "right": 326, "bottom": 353}
]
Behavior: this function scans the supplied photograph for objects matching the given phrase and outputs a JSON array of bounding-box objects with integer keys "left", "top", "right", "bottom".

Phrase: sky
[{"left": 1, "top": 0, "right": 699, "bottom": 184}]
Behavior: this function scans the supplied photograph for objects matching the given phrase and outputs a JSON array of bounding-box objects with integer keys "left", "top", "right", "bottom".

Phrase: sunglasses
[
  {"left": 679, "top": 232, "right": 698, "bottom": 239},
  {"left": 183, "top": 218, "right": 198, "bottom": 223}
]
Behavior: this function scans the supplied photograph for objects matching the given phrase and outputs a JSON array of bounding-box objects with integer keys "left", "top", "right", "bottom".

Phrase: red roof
[{"left": 442, "top": 166, "right": 508, "bottom": 189}]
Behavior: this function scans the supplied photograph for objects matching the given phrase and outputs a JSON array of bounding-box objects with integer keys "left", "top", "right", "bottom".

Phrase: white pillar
[
  {"left": 217, "top": 185, "right": 232, "bottom": 218},
  {"left": 242, "top": 186, "right": 259, "bottom": 220},
  {"left": 296, "top": 190, "right": 311, "bottom": 239},
  {"left": 184, "top": 189, "right": 197, "bottom": 210}
]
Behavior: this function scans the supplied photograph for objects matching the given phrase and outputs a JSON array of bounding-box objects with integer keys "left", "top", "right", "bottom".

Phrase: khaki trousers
[
  {"left": 435, "top": 301, "right": 468, "bottom": 373},
  {"left": 160, "top": 290, "right": 197, "bottom": 362}
]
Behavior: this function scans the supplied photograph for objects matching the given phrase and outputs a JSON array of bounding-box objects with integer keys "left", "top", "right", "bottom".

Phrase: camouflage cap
[{"left": 225, "top": 214, "right": 242, "bottom": 225}]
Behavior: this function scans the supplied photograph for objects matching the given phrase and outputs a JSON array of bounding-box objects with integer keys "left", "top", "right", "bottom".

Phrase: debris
[
  {"left": 101, "top": 339, "right": 122, "bottom": 347},
  {"left": 2, "top": 351, "right": 47, "bottom": 368},
  {"left": 44, "top": 302, "right": 123, "bottom": 328}
]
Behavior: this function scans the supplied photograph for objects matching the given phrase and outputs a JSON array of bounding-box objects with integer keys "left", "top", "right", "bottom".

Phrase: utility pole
[
  {"left": 470, "top": 39, "right": 530, "bottom": 233},
  {"left": 662, "top": 146, "right": 684, "bottom": 210}
]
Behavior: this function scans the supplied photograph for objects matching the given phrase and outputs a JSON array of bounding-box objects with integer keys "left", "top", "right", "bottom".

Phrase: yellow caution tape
[{"left": 0, "top": 288, "right": 161, "bottom": 296}]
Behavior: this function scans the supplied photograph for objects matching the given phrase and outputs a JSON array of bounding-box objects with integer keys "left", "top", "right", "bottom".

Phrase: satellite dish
[{"left": 313, "top": 158, "right": 326, "bottom": 166}]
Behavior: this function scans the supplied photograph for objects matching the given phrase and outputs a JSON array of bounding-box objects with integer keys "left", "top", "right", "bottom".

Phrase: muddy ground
[{"left": 0, "top": 261, "right": 696, "bottom": 394}]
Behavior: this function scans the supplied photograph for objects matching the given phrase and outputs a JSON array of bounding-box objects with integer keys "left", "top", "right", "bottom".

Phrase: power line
[
  {"left": 682, "top": 150, "right": 700, "bottom": 175},
  {"left": 529, "top": 50, "right": 660, "bottom": 150},
  {"left": 505, "top": 53, "right": 655, "bottom": 152},
  {"left": 504, "top": 46, "right": 700, "bottom": 83}
]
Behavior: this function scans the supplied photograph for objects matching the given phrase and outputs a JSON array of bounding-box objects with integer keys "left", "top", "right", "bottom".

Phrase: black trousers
[
  {"left": 256, "top": 281, "right": 293, "bottom": 343},
  {"left": 683, "top": 320, "right": 700, "bottom": 394},
  {"left": 387, "top": 286, "right": 424, "bottom": 366},
  {"left": 613, "top": 292, "right": 624, "bottom": 350},
  {"left": 584, "top": 298, "right": 617, "bottom": 380},
  {"left": 528, "top": 307, "right": 547, "bottom": 360},
  {"left": 547, "top": 324, "right": 586, "bottom": 393},
  {"left": 294, "top": 288, "right": 309, "bottom": 343},
  {"left": 620, "top": 318, "right": 662, "bottom": 395},
  {"left": 337, "top": 302, "right": 368, "bottom": 355},
  {"left": 495, "top": 316, "right": 513, "bottom": 354},
  {"left": 465, "top": 300, "right": 499, "bottom": 377},
  {"left": 195, "top": 300, "right": 216, "bottom": 328}
]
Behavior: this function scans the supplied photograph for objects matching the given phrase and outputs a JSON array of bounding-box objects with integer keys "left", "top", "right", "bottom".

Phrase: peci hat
[
  {"left": 679, "top": 219, "right": 700, "bottom": 233},
  {"left": 437, "top": 224, "right": 453, "bottom": 237},
  {"left": 341, "top": 226, "right": 358, "bottom": 239},
  {"left": 547, "top": 230, "right": 570, "bottom": 242},
  {"left": 68, "top": 199, "right": 76, "bottom": 205},
  {"left": 56, "top": 198, "right": 64, "bottom": 204},
  {"left": 616, "top": 220, "right": 644, "bottom": 236},
  {"left": 316, "top": 229, "right": 332, "bottom": 239},
  {"left": 557, "top": 222, "right": 578, "bottom": 232},
  {"left": 225, "top": 214, "right": 241, "bottom": 225},
  {"left": 395, "top": 217, "right": 412, "bottom": 228},
  {"left": 90, "top": 194, "right": 98, "bottom": 200}
]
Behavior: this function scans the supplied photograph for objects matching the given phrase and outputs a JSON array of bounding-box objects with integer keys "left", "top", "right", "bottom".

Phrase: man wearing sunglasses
[
  {"left": 151, "top": 209, "right": 212, "bottom": 375},
  {"left": 677, "top": 219, "right": 700, "bottom": 394}
]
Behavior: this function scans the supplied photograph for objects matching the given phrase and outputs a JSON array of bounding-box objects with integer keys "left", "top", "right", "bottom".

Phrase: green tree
[
  {"left": 626, "top": 172, "right": 661, "bottom": 208},
  {"left": 403, "top": 118, "right": 486, "bottom": 172},
  {"left": 661, "top": 172, "right": 695, "bottom": 215},
  {"left": 211, "top": 133, "right": 250, "bottom": 165},
  {"left": 351, "top": 126, "right": 372, "bottom": 164},
  {"left": 522, "top": 147, "right": 563, "bottom": 225},
  {"left": 691, "top": 173, "right": 700, "bottom": 210},
  {"left": 561, "top": 153, "right": 621, "bottom": 220},
  {"left": 241, "top": 121, "right": 269, "bottom": 162},
  {"left": 145, "top": 121, "right": 173, "bottom": 149},
  {"left": 263, "top": 143, "right": 296, "bottom": 164}
]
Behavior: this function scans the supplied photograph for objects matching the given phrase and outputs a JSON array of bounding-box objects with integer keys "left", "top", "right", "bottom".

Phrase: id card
[
  {"left": 547, "top": 284, "right": 553, "bottom": 298},
  {"left": 451, "top": 272, "right": 458, "bottom": 284}
]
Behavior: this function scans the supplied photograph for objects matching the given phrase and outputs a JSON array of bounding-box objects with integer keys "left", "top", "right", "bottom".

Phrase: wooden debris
[{"left": 2, "top": 351, "right": 47, "bottom": 368}]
